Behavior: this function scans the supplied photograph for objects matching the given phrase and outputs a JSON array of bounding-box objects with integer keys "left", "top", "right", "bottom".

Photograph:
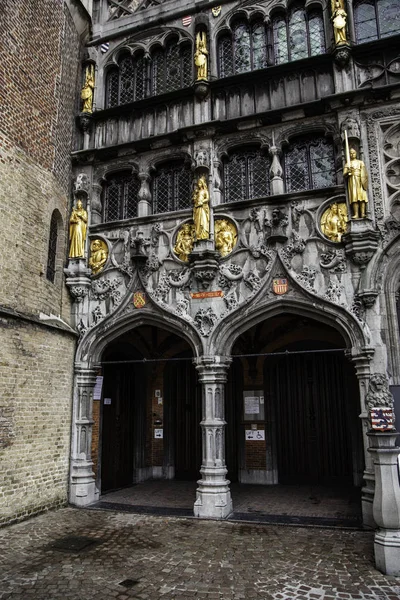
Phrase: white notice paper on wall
[
  {"left": 245, "top": 396, "right": 260, "bottom": 414},
  {"left": 93, "top": 376, "right": 104, "bottom": 400},
  {"left": 154, "top": 429, "right": 163, "bottom": 439},
  {"left": 245, "top": 430, "right": 265, "bottom": 440}
]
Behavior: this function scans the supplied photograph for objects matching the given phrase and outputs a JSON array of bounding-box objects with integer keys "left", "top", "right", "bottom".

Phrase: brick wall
[{"left": 0, "top": 316, "right": 75, "bottom": 525}]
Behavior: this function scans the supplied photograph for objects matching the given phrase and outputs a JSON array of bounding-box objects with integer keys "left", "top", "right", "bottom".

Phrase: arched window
[
  {"left": 354, "top": 0, "right": 400, "bottom": 43},
  {"left": 105, "top": 42, "right": 192, "bottom": 108},
  {"left": 218, "top": 21, "right": 268, "bottom": 78},
  {"left": 105, "top": 53, "right": 146, "bottom": 108},
  {"left": 223, "top": 148, "right": 271, "bottom": 202},
  {"left": 46, "top": 211, "right": 59, "bottom": 283},
  {"left": 273, "top": 8, "right": 325, "bottom": 65},
  {"left": 153, "top": 162, "right": 193, "bottom": 214},
  {"left": 103, "top": 172, "right": 140, "bottom": 222},
  {"left": 151, "top": 41, "right": 192, "bottom": 96},
  {"left": 284, "top": 137, "right": 335, "bottom": 192}
]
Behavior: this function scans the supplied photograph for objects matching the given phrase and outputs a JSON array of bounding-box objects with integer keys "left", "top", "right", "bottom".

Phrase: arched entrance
[
  {"left": 225, "top": 313, "right": 363, "bottom": 506},
  {"left": 96, "top": 325, "right": 200, "bottom": 494}
]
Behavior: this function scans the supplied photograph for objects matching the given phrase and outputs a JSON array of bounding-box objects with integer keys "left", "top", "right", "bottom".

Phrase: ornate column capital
[{"left": 194, "top": 355, "right": 232, "bottom": 381}]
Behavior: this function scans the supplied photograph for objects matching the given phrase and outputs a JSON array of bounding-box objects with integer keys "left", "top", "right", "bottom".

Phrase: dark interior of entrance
[
  {"left": 99, "top": 326, "right": 199, "bottom": 493},
  {"left": 226, "top": 313, "right": 364, "bottom": 488}
]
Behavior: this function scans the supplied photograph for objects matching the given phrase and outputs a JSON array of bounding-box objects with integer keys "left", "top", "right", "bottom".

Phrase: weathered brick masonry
[{"left": 0, "top": 0, "right": 83, "bottom": 525}]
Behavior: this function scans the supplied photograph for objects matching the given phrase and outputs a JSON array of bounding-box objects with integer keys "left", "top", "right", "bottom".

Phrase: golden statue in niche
[
  {"left": 193, "top": 175, "right": 210, "bottom": 240},
  {"left": 81, "top": 64, "right": 95, "bottom": 113},
  {"left": 215, "top": 219, "right": 238, "bottom": 257},
  {"left": 343, "top": 133, "right": 369, "bottom": 219},
  {"left": 69, "top": 199, "right": 88, "bottom": 258},
  {"left": 89, "top": 239, "right": 109, "bottom": 274},
  {"left": 331, "top": 0, "right": 348, "bottom": 45},
  {"left": 173, "top": 223, "right": 195, "bottom": 262},
  {"left": 321, "top": 203, "right": 348, "bottom": 242},
  {"left": 194, "top": 31, "right": 208, "bottom": 81}
]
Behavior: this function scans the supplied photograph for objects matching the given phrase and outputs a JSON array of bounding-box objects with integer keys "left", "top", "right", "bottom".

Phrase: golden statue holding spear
[{"left": 343, "top": 130, "right": 368, "bottom": 219}]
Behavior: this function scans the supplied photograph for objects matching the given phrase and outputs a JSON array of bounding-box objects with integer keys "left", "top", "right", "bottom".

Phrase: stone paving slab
[{"left": 1, "top": 507, "right": 399, "bottom": 600}]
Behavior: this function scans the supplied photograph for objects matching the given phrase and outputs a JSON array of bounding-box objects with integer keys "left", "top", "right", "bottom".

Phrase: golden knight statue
[
  {"left": 69, "top": 199, "right": 88, "bottom": 258},
  {"left": 193, "top": 175, "right": 210, "bottom": 241},
  {"left": 81, "top": 64, "right": 95, "bottom": 114},
  {"left": 343, "top": 132, "right": 369, "bottom": 219},
  {"left": 194, "top": 31, "right": 208, "bottom": 81}
]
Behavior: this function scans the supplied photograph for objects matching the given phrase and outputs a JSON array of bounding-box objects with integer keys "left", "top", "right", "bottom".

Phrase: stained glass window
[
  {"left": 223, "top": 149, "right": 270, "bottom": 203},
  {"left": 355, "top": 0, "right": 400, "bottom": 43},
  {"left": 153, "top": 163, "right": 193, "bottom": 214},
  {"left": 285, "top": 138, "right": 335, "bottom": 192},
  {"left": 103, "top": 172, "right": 140, "bottom": 222},
  {"left": 46, "top": 211, "right": 58, "bottom": 283}
]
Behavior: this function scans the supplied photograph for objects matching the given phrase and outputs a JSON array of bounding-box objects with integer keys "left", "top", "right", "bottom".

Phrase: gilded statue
[
  {"left": 193, "top": 175, "right": 210, "bottom": 241},
  {"left": 81, "top": 64, "right": 95, "bottom": 113},
  {"left": 69, "top": 199, "right": 88, "bottom": 258},
  {"left": 174, "top": 223, "right": 195, "bottom": 262},
  {"left": 194, "top": 31, "right": 208, "bottom": 81},
  {"left": 331, "top": 0, "right": 348, "bottom": 45},
  {"left": 89, "top": 239, "right": 108, "bottom": 274},
  {"left": 215, "top": 219, "right": 238, "bottom": 257},
  {"left": 343, "top": 136, "right": 368, "bottom": 219},
  {"left": 321, "top": 203, "right": 348, "bottom": 242}
]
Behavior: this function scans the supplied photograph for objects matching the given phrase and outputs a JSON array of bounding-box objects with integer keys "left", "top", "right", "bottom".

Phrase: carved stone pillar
[
  {"left": 213, "top": 159, "right": 223, "bottom": 206},
  {"left": 350, "top": 350, "right": 375, "bottom": 527},
  {"left": 193, "top": 356, "right": 233, "bottom": 519},
  {"left": 368, "top": 432, "right": 400, "bottom": 576},
  {"left": 69, "top": 366, "right": 99, "bottom": 506},
  {"left": 269, "top": 145, "right": 284, "bottom": 196},
  {"left": 91, "top": 183, "right": 103, "bottom": 225},
  {"left": 137, "top": 172, "right": 152, "bottom": 217}
]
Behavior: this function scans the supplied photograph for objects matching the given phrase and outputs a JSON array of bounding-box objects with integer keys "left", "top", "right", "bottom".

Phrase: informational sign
[
  {"left": 245, "top": 430, "right": 265, "bottom": 441},
  {"left": 154, "top": 429, "right": 163, "bottom": 439},
  {"left": 191, "top": 291, "right": 224, "bottom": 299},
  {"left": 104, "top": 398, "right": 112, "bottom": 405},
  {"left": 157, "top": 397, "right": 163, "bottom": 405},
  {"left": 155, "top": 390, "right": 161, "bottom": 397},
  {"left": 93, "top": 376, "right": 104, "bottom": 400},
  {"left": 245, "top": 396, "right": 260, "bottom": 414}
]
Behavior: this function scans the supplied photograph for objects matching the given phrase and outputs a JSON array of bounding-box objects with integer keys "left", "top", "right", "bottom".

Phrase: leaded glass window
[
  {"left": 151, "top": 42, "right": 192, "bottom": 96},
  {"left": 223, "top": 149, "right": 270, "bottom": 203},
  {"left": 103, "top": 172, "right": 140, "bottom": 222},
  {"left": 106, "top": 69, "right": 119, "bottom": 108},
  {"left": 273, "top": 8, "right": 325, "bottom": 65},
  {"left": 285, "top": 138, "right": 335, "bottom": 193},
  {"left": 355, "top": 0, "right": 400, "bottom": 43},
  {"left": 218, "top": 21, "right": 268, "bottom": 77},
  {"left": 105, "top": 54, "right": 146, "bottom": 107},
  {"left": 46, "top": 211, "right": 58, "bottom": 283},
  {"left": 153, "top": 163, "right": 193, "bottom": 214}
]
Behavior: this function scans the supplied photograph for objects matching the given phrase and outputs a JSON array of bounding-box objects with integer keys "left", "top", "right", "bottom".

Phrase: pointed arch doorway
[
  {"left": 97, "top": 325, "right": 200, "bottom": 494},
  {"left": 225, "top": 313, "right": 363, "bottom": 497}
]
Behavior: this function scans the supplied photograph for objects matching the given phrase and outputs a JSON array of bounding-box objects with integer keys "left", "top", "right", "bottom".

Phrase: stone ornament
[
  {"left": 321, "top": 202, "right": 348, "bottom": 242},
  {"left": 89, "top": 239, "right": 109, "bottom": 275},
  {"left": 81, "top": 64, "right": 95, "bottom": 114},
  {"left": 69, "top": 200, "right": 88, "bottom": 258},
  {"left": 215, "top": 219, "right": 237, "bottom": 257},
  {"left": 344, "top": 132, "right": 369, "bottom": 219},
  {"left": 174, "top": 223, "right": 195, "bottom": 262},
  {"left": 365, "top": 373, "right": 395, "bottom": 411},
  {"left": 194, "top": 31, "right": 208, "bottom": 81}
]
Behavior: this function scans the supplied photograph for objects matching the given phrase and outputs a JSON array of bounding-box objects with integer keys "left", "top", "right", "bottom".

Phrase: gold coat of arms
[
  {"left": 272, "top": 278, "right": 288, "bottom": 295},
  {"left": 133, "top": 291, "right": 147, "bottom": 308}
]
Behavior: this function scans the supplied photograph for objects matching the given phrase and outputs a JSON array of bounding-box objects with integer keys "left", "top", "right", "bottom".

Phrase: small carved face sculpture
[
  {"left": 91, "top": 240, "right": 101, "bottom": 251},
  {"left": 371, "top": 374, "right": 386, "bottom": 391}
]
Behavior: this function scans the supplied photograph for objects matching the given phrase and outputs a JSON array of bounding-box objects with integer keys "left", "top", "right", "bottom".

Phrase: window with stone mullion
[
  {"left": 285, "top": 138, "right": 335, "bottom": 192},
  {"left": 46, "top": 212, "right": 58, "bottom": 283}
]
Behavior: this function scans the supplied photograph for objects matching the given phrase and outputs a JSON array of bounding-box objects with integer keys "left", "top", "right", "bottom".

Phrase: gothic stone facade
[{"left": 65, "top": 0, "right": 400, "bottom": 530}]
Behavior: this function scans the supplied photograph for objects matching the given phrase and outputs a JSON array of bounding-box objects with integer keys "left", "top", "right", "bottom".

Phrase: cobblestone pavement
[{"left": 1, "top": 507, "right": 400, "bottom": 600}]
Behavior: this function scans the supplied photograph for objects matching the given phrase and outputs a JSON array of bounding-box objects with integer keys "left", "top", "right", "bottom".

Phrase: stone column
[
  {"left": 193, "top": 356, "right": 233, "bottom": 519},
  {"left": 69, "top": 365, "right": 100, "bottom": 506},
  {"left": 368, "top": 431, "right": 400, "bottom": 576},
  {"left": 91, "top": 183, "right": 103, "bottom": 225},
  {"left": 137, "top": 172, "right": 152, "bottom": 217},
  {"left": 351, "top": 351, "right": 375, "bottom": 527},
  {"left": 269, "top": 144, "right": 284, "bottom": 196}
]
